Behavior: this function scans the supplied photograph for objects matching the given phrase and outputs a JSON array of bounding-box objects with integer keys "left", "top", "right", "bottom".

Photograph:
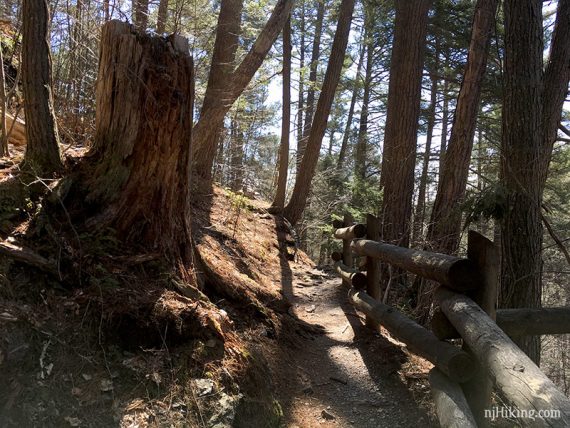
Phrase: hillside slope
[{"left": 0, "top": 182, "right": 433, "bottom": 427}]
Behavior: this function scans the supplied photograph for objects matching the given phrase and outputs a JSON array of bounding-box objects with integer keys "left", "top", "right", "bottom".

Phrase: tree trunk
[
  {"left": 70, "top": 0, "right": 85, "bottom": 133},
  {"left": 0, "top": 44, "right": 8, "bottom": 156},
  {"left": 354, "top": 35, "right": 373, "bottom": 181},
  {"left": 427, "top": 0, "right": 498, "bottom": 255},
  {"left": 103, "top": 0, "right": 110, "bottom": 21},
  {"left": 499, "top": 0, "right": 570, "bottom": 364},
  {"left": 133, "top": 0, "right": 149, "bottom": 31},
  {"left": 296, "top": 3, "right": 306, "bottom": 172},
  {"left": 85, "top": 21, "right": 194, "bottom": 263},
  {"left": 438, "top": 76, "right": 449, "bottom": 171},
  {"left": 337, "top": 39, "right": 365, "bottom": 169},
  {"left": 500, "top": 0, "right": 544, "bottom": 364},
  {"left": 538, "top": 0, "right": 570, "bottom": 190},
  {"left": 298, "top": 0, "right": 325, "bottom": 163},
  {"left": 379, "top": 0, "right": 430, "bottom": 247},
  {"left": 412, "top": 62, "right": 438, "bottom": 244},
  {"left": 271, "top": 17, "right": 291, "bottom": 210},
  {"left": 229, "top": 119, "right": 244, "bottom": 192},
  {"left": 283, "top": 0, "right": 356, "bottom": 225},
  {"left": 21, "top": 0, "right": 63, "bottom": 176},
  {"left": 192, "top": 0, "right": 242, "bottom": 183},
  {"left": 156, "top": 0, "right": 169, "bottom": 33},
  {"left": 192, "top": 0, "right": 293, "bottom": 183}
]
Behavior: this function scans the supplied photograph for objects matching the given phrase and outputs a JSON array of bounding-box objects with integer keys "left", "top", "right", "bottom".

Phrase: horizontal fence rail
[
  {"left": 436, "top": 287, "right": 570, "bottom": 427},
  {"left": 346, "top": 286, "right": 477, "bottom": 382},
  {"left": 330, "top": 214, "right": 570, "bottom": 427},
  {"left": 350, "top": 239, "right": 483, "bottom": 292}
]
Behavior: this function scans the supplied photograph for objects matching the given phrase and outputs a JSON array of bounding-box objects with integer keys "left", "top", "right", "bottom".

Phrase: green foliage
[{"left": 462, "top": 184, "right": 508, "bottom": 225}]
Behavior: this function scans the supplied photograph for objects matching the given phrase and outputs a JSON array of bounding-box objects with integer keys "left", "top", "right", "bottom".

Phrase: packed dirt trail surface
[{"left": 269, "top": 264, "right": 433, "bottom": 427}]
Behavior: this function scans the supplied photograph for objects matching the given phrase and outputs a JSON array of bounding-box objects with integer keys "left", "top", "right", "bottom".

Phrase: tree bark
[
  {"left": 412, "top": 63, "right": 438, "bottom": 244},
  {"left": 133, "top": 0, "right": 149, "bottom": 30},
  {"left": 337, "top": 40, "right": 365, "bottom": 169},
  {"left": 192, "top": 0, "right": 293, "bottom": 183},
  {"left": 499, "top": 0, "right": 544, "bottom": 364},
  {"left": 156, "top": 0, "right": 169, "bottom": 33},
  {"left": 298, "top": 0, "right": 325, "bottom": 163},
  {"left": 229, "top": 118, "right": 244, "bottom": 192},
  {"left": 271, "top": 17, "right": 291, "bottom": 211},
  {"left": 296, "top": 3, "right": 306, "bottom": 172},
  {"left": 21, "top": 0, "right": 63, "bottom": 175},
  {"left": 438, "top": 75, "right": 449, "bottom": 171},
  {"left": 103, "top": 0, "right": 110, "bottom": 21},
  {"left": 379, "top": 0, "right": 430, "bottom": 248},
  {"left": 85, "top": 21, "right": 194, "bottom": 262},
  {"left": 354, "top": 35, "right": 373, "bottom": 181},
  {"left": 427, "top": 0, "right": 498, "bottom": 255},
  {"left": 538, "top": 0, "right": 570, "bottom": 190},
  {"left": 283, "top": 0, "right": 356, "bottom": 225},
  {"left": 0, "top": 44, "right": 8, "bottom": 156},
  {"left": 193, "top": 0, "right": 242, "bottom": 183}
]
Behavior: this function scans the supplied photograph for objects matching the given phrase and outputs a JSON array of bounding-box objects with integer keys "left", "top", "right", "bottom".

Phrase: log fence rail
[{"left": 331, "top": 213, "right": 570, "bottom": 427}]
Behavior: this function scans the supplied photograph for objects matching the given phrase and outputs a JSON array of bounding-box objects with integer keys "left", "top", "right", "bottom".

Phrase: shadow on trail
[
  {"left": 271, "top": 248, "right": 432, "bottom": 426},
  {"left": 273, "top": 216, "right": 293, "bottom": 299}
]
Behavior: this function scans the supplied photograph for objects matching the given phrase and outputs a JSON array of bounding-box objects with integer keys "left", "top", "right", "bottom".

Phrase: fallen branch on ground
[{"left": 0, "top": 240, "right": 59, "bottom": 277}]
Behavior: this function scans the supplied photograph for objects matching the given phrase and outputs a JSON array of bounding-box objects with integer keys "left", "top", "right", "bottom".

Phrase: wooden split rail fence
[{"left": 331, "top": 213, "right": 570, "bottom": 427}]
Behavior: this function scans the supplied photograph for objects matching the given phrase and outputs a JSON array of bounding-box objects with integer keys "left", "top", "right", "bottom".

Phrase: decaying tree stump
[{"left": 85, "top": 20, "right": 194, "bottom": 262}]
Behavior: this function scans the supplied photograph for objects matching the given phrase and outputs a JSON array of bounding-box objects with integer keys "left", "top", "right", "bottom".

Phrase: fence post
[
  {"left": 462, "top": 230, "right": 499, "bottom": 426},
  {"left": 342, "top": 213, "right": 353, "bottom": 268},
  {"left": 365, "top": 214, "right": 381, "bottom": 328}
]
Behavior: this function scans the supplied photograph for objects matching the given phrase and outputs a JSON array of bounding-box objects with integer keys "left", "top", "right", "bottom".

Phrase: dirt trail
[{"left": 270, "top": 265, "right": 434, "bottom": 427}]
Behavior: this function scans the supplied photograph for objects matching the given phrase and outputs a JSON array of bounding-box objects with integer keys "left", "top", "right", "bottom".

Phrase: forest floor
[
  {"left": 0, "top": 166, "right": 436, "bottom": 427},
  {"left": 268, "top": 264, "right": 434, "bottom": 427}
]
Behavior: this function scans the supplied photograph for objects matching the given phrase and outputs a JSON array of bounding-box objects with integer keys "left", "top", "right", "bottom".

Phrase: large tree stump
[{"left": 86, "top": 20, "right": 194, "bottom": 261}]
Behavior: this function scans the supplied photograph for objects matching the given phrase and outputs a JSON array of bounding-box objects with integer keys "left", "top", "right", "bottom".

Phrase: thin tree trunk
[
  {"left": 0, "top": 45, "right": 8, "bottom": 156},
  {"left": 476, "top": 122, "right": 488, "bottom": 236},
  {"left": 192, "top": 0, "right": 293, "bottom": 183},
  {"left": 427, "top": 0, "right": 498, "bottom": 255},
  {"left": 500, "top": 0, "right": 544, "bottom": 364},
  {"left": 194, "top": 0, "right": 242, "bottom": 184},
  {"left": 298, "top": 0, "right": 325, "bottom": 164},
  {"left": 156, "top": 0, "right": 169, "bottom": 33},
  {"left": 103, "top": 0, "right": 110, "bottom": 21},
  {"left": 213, "top": 126, "right": 226, "bottom": 183},
  {"left": 22, "top": 0, "right": 63, "bottom": 175},
  {"left": 412, "top": 67, "right": 438, "bottom": 245},
  {"left": 379, "top": 0, "right": 431, "bottom": 248},
  {"left": 438, "top": 71, "right": 449, "bottom": 172},
  {"left": 538, "top": 0, "right": 570, "bottom": 189},
  {"left": 354, "top": 35, "right": 373, "bottom": 181},
  {"left": 133, "top": 0, "right": 149, "bottom": 30},
  {"left": 337, "top": 40, "right": 365, "bottom": 169},
  {"left": 71, "top": 0, "right": 85, "bottom": 131},
  {"left": 284, "top": 0, "right": 356, "bottom": 225},
  {"left": 296, "top": 3, "right": 306, "bottom": 172},
  {"left": 271, "top": 17, "right": 291, "bottom": 211}
]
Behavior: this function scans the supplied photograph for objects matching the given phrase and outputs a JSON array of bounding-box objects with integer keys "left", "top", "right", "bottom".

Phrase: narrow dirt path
[{"left": 270, "top": 265, "right": 434, "bottom": 427}]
